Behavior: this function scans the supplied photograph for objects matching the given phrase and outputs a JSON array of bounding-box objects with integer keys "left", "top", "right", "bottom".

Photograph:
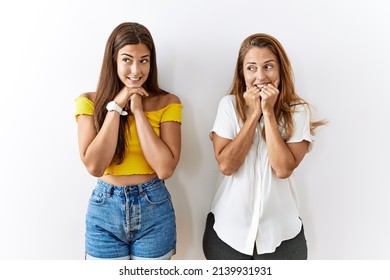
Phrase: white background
[{"left": 0, "top": 0, "right": 389, "bottom": 260}]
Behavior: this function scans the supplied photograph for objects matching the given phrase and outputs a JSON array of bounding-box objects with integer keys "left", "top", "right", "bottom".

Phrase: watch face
[
  {"left": 106, "top": 101, "right": 116, "bottom": 111},
  {"left": 106, "top": 101, "right": 126, "bottom": 115}
]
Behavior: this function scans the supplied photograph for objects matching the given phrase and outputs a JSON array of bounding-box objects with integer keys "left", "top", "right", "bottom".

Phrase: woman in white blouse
[{"left": 203, "top": 33, "right": 325, "bottom": 260}]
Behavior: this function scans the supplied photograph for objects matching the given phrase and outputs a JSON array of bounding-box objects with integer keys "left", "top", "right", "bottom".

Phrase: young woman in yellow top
[{"left": 75, "top": 22, "right": 182, "bottom": 260}]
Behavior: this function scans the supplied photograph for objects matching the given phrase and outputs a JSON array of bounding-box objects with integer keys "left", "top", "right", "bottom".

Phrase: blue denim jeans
[{"left": 85, "top": 178, "right": 176, "bottom": 259}]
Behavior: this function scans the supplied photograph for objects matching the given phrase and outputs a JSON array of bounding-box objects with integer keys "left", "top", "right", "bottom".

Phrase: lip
[
  {"left": 128, "top": 76, "right": 142, "bottom": 81},
  {"left": 255, "top": 82, "right": 273, "bottom": 88}
]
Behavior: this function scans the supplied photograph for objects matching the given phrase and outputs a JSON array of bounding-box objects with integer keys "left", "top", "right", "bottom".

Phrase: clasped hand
[
  {"left": 244, "top": 84, "right": 279, "bottom": 118},
  {"left": 114, "top": 86, "right": 149, "bottom": 114}
]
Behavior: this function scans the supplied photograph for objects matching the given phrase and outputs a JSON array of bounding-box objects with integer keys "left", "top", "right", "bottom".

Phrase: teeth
[{"left": 129, "top": 77, "right": 141, "bottom": 81}]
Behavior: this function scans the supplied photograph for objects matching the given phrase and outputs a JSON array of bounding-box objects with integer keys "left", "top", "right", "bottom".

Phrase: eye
[
  {"left": 265, "top": 64, "right": 273, "bottom": 70},
  {"left": 122, "top": 58, "right": 131, "bottom": 63},
  {"left": 247, "top": 65, "right": 257, "bottom": 71},
  {"left": 140, "top": 59, "right": 149, "bottom": 64}
]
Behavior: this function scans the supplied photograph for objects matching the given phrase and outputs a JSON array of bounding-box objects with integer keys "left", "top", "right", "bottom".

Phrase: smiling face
[
  {"left": 116, "top": 43, "right": 151, "bottom": 88},
  {"left": 243, "top": 47, "right": 280, "bottom": 90}
]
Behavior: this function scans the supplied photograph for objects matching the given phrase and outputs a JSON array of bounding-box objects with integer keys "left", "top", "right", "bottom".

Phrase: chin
[{"left": 127, "top": 82, "right": 143, "bottom": 88}]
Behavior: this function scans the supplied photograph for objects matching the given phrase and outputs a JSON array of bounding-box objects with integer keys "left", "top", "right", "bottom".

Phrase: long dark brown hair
[
  {"left": 229, "top": 33, "right": 325, "bottom": 140},
  {"left": 94, "top": 22, "right": 167, "bottom": 164}
]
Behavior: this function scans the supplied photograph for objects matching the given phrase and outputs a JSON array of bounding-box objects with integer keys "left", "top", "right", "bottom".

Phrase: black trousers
[{"left": 202, "top": 212, "right": 308, "bottom": 260}]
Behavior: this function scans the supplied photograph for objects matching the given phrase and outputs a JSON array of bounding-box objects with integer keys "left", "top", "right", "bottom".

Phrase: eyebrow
[
  {"left": 246, "top": 59, "right": 276, "bottom": 65},
  {"left": 121, "top": 53, "right": 150, "bottom": 58}
]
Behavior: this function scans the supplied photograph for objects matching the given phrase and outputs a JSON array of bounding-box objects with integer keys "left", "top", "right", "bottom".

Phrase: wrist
[
  {"left": 248, "top": 111, "right": 261, "bottom": 121},
  {"left": 113, "top": 99, "right": 127, "bottom": 109},
  {"left": 106, "top": 101, "right": 128, "bottom": 116},
  {"left": 262, "top": 110, "right": 275, "bottom": 120},
  {"left": 132, "top": 109, "right": 144, "bottom": 118}
]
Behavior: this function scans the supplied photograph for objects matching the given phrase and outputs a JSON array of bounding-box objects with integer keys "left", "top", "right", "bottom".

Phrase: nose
[
  {"left": 131, "top": 61, "right": 140, "bottom": 74},
  {"left": 256, "top": 69, "right": 266, "bottom": 81}
]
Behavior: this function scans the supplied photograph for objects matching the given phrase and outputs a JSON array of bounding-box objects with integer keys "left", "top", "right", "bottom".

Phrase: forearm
[
  {"left": 263, "top": 112, "right": 297, "bottom": 178},
  {"left": 216, "top": 114, "right": 259, "bottom": 174},
  {"left": 80, "top": 112, "right": 120, "bottom": 176},
  {"left": 133, "top": 111, "right": 179, "bottom": 179}
]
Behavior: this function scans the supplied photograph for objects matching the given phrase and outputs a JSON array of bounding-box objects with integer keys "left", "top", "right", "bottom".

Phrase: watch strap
[{"left": 106, "top": 101, "right": 128, "bottom": 116}]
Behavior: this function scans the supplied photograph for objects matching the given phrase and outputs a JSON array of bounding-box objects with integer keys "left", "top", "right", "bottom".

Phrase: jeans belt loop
[
  {"left": 138, "top": 184, "right": 143, "bottom": 194},
  {"left": 106, "top": 185, "right": 113, "bottom": 198}
]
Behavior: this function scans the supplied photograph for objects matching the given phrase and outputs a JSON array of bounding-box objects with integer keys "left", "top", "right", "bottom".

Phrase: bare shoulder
[
  {"left": 79, "top": 92, "right": 96, "bottom": 102},
  {"left": 161, "top": 93, "right": 181, "bottom": 106},
  {"left": 144, "top": 92, "right": 181, "bottom": 111}
]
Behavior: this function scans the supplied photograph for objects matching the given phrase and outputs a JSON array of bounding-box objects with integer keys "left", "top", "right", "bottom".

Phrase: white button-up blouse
[{"left": 210, "top": 95, "right": 314, "bottom": 255}]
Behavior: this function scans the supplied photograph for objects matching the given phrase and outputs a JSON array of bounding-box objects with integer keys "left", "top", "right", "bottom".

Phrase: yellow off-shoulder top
[{"left": 75, "top": 96, "right": 182, "bottom": 175}]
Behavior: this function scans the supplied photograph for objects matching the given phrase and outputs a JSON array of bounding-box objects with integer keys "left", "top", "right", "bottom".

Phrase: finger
[
  {"left": 260, "top": 88, "right": 269, "bottom": 96},
  {"left": 265, "top": 84, "right": 279, "bottom": 95},
  {"left": 267, "top": 83, "right": 278, "bottom": 91},
  {"left": 259, "top": 91, "right": 268, "bottom": 100},
  {"left": 251, "top": 88, "right": 261, "bottom": 97},
  {"left": 127, "top": 87, "right": 148, "bottom": 97},
  {"left": 262, "top": 85, "right": 277, "bottom": 96},
  {"left": 135, "top": 87, "right": 149, "bottom": 96}
]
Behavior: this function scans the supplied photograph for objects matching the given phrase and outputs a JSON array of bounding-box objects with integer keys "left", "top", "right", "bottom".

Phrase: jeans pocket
[
  {"left": 144, "top": 184, "right": 171, "bottom": 205},
  {"left": 89, "top": 188, "right": 106, "bottom": 206}
]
